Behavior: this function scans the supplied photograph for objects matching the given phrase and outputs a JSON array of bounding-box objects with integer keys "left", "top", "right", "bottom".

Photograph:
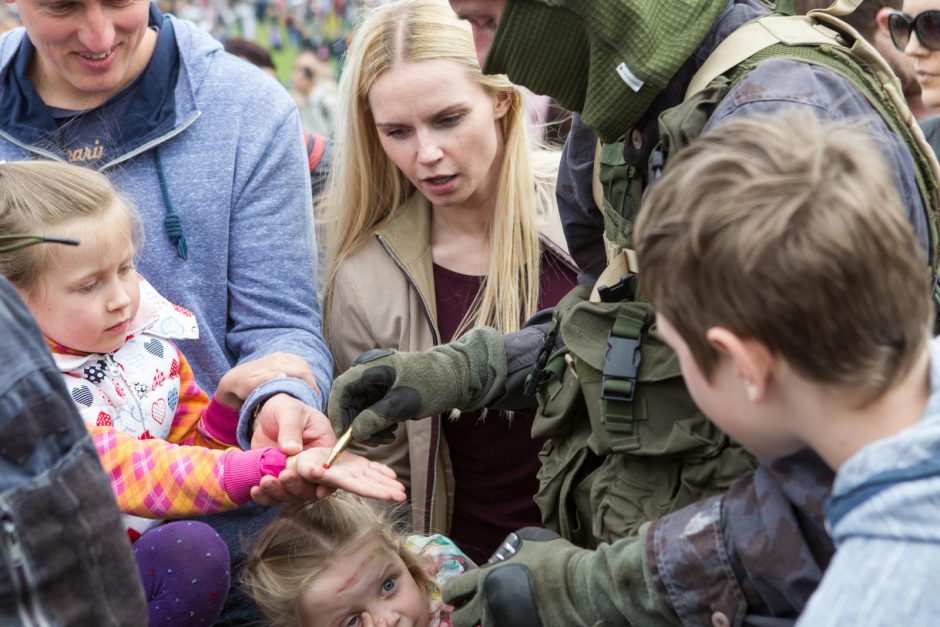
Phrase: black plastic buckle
[
  {"left": 601, "top": 335, "right": 642, "bottom": 402},
  {"left": 523, "top": 324, "right": 558, "bottom": 397},
  {"left": 596, "top": 273, "right": 636, "bottom": 303}
]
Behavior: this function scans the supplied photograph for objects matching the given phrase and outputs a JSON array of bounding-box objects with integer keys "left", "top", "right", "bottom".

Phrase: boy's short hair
[{"left": 635, "top": 109, "right": 932, "bottom": 403}]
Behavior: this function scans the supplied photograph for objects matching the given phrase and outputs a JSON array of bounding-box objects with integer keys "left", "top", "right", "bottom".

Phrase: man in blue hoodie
[
  {"left": 0, "top": 0, "right": 334, "bottom": 455},
  {"left": 0, "top": 0, "right": 335, "bottom": 621}
]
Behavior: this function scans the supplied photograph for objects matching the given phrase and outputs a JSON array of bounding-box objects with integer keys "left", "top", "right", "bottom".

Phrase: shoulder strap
[
  {"left": 686, "top": 15, "right": 843, "bottom": 98},
  {"left": 813, "top": 0, "right": 864, "bottom": 16},
  {"left": 304, "top": 131, "right": 327, "bottom": 174},
  {"left": 686, "top": 0, "right": 870, "bottom": 99},
  {"left": 685, "top": 8, "right": 940, "bottom": 200}
]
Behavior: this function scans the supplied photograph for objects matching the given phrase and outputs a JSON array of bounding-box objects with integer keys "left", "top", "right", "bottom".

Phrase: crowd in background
[{"left": 0, "top": 0, "right": 374, "bottom": 86}]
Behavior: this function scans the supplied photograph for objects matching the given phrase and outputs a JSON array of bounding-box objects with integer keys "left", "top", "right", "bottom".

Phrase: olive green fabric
[
  {"left": 442, "top": 525, "right": 678, "bottom": 627},
  {"left": 483, "top": 0, "right": 728, "bottom": 142},
  {"left": 723, "top": 41, "right": 940, "bottom": 282},
  {"left": 560, "top": 7, "right": 940, "bottom": 550},
  {"left": 328, "top": 326, "right": 507, "bottom": 444},
  {"left": 603, "top": 22, "right": 940, "bottom": 275},
  {"left": 532, "top": 285, "right": 756, "bottom": 547}
]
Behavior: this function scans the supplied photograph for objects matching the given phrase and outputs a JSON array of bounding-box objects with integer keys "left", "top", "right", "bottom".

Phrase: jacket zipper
[
  {"left": 376, "top": 234, "right": 443, "bottom": 533},
  {"left": 99, "top": 111, "right": 201, "bottom": 172},
  {"left": 1, "top": 514, "right": 51, "bottom": 627},
  {"left": 0, "top": 130, "right": 63, "bottom": 163},
  {"left": 0, "top": 111, "right": 201, "bottom": 173}
]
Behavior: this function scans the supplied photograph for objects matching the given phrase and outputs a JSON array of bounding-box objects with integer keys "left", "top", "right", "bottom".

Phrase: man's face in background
[{"left": 449, "top": 0, "right": 506, "bottom": 64}]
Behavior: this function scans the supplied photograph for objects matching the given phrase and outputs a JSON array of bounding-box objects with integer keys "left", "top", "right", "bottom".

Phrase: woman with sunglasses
[{"left": 890, "top": 3, "right": 940, "bottom": 153}]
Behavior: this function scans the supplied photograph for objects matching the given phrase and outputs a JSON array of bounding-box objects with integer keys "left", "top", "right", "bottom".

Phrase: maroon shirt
[{"left": 434, "top": 251, "right": 577, "bottom": 564}]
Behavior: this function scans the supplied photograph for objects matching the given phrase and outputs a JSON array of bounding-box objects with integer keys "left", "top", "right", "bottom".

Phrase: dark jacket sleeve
[
  {"left": 494, "top": 310, "right": 556, "bottom": 411},
  {"left": 0, "top": 277, "right": 149, "bottom": 624},
  {"left": 556, "top": 115, "right": 608, "bottom": 284},
  {"left": 647, "top": 449, "right": 834, "bottom": 626}
]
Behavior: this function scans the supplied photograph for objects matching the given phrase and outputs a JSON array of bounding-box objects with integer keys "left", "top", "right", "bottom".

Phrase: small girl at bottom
[
  {"left": 0, "top": 160, "right": 405, "bottom": 626},
  {"left": 243, "top": 492, "right": 476, "bottom": 627}
]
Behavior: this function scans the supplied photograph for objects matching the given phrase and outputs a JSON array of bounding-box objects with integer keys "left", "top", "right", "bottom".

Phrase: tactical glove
[
  {"left": 327, "top": 326, "right": 507, "bottom": 445},
  {"left": 442, "top": 525, "right": 678, "bottom": 627}
]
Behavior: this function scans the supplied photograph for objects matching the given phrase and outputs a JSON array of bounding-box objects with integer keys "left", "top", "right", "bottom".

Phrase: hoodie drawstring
[{"left": 153, "top": 147, "right": 188, "bottom": 260}]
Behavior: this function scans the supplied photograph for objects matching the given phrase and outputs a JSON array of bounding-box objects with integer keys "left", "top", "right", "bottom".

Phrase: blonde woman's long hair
[{"left": 322, "top": 0, "right": 547, "bottom": 338}]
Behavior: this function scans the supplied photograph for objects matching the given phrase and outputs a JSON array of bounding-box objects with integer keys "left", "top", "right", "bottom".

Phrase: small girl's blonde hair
[
  {"left": 0, "top": 160, "right": 138, "bottom": 292},
  {"left": 241, "top": 493, "right": 434, "bottom": 627}
]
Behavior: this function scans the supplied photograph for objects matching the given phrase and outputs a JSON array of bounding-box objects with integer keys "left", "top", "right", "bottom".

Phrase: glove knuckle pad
[
  {"left": 361, "top": 365, "right": 396, "bottom": 385},
  {"left": 353, "top": 348, "right": 395, "bottom": 365},
  {"left": 483, "top": 565, "right": 542, "bottom": 627},
  {"left": 516, "top": 527, "right": 561, "bottom": 542},
  {"left": 372, "top": 387, "right": 422, "bottom": 420}
]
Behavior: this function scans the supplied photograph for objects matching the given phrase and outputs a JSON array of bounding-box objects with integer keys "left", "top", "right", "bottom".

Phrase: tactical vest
[{"left": 530, "top": 0, "right": 940, "bottom": 548}]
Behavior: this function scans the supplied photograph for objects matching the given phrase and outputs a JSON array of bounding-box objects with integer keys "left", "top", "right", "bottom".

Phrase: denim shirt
[
  {"left": 0, "top": 276, "right": 146, "bottom": 625},
  {"left": 796, "top": 337, "right": 940, "bottom": 626}
]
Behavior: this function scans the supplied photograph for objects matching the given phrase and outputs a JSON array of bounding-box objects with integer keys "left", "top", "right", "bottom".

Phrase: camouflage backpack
[{"left": 529, "top": 0, "right": 940, "bottom": 548}]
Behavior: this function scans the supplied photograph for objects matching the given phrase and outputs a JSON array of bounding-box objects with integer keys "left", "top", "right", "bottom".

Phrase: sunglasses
[
  {"left": 0, "top": 234, "right": 79, "bottom": 254},
  {"left": 889, "top": 10, "right": 940, "bottom": 52}
]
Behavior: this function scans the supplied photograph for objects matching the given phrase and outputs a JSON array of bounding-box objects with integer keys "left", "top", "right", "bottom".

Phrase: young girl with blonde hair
[
  {"left": 243, "top": 492, "right": 474, "bottom": 627},
  {"left": 322, "top": 0, "right": 578, "bottom": 563},
  {"left": 0, "top": 160, "right": 405, "bottom": 626}
]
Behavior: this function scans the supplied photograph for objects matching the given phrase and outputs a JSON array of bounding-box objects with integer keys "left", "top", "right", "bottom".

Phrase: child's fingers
[
  {"left": 367, "top": 460, "right": 398, "bottom": 478},
  {"left": 317, "top": 469, "right": 406, "bottom": 501},
  {"left": 315, "top": 484, "right": 336, "bottom": 500},
  {"left": 250, "top": 484, "right": 277, "bottom": 507}
]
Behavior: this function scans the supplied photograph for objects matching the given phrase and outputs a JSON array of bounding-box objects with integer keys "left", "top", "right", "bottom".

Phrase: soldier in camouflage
[{"left": 328, "top": 0, "right": 936, "bottom": 625}]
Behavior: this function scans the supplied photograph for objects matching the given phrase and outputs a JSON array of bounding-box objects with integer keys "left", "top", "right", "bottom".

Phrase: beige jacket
[{"left": 327, "top": 188, "right": 574, "bottom": 534}]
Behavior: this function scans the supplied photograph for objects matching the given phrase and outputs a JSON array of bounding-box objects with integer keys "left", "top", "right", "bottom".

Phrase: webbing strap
[
  {"left": 686, "top": 15, "right": 843, "bottom": 98},
  {"left": 601, "top": 305, "right": 649, "bottom": 450},
  {"left": 590, "top": 249, "right": 638, "bottom": 303},
  {"left": 592, "top": 139, "right": 607, "bottom": 214},
  {"left": 816, "top": 0, "right": 864, "bottom": 16},
  {"left": 685, "top": 9, "right": 940, "bottom": 298}
]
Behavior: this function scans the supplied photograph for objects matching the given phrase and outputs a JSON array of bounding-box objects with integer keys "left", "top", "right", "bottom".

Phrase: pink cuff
[
  {"left": 222, "top": 447, "right": 288, "bottom": 505},
  {"left": 202, "top": 396, "right": 240, "bottom": 444}
]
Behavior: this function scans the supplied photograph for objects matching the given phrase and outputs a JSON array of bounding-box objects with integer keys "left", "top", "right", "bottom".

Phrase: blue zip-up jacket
[
  {"left": 0, "top": 6, "right": 332, "bottom": 447},
  {"left": 797, "top": 337, "right": 940, "bottom": 626}
]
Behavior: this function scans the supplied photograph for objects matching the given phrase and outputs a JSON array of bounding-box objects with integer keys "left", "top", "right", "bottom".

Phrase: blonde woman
[{"left": 322, "top": 0, "right": 577, "bottom": 563}]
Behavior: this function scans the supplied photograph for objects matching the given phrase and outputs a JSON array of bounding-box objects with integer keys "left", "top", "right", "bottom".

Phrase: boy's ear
[
  {"left": 874, "top": 6, "right": 894, "bottom": 34},
  {"left": 705, "top": 327, "right": 774, "bottom": 402}
]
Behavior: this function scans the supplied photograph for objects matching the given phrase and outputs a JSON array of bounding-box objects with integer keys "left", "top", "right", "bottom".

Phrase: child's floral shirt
[{"left": 404, "top": 534, "right": 475, "bottom": 626}]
